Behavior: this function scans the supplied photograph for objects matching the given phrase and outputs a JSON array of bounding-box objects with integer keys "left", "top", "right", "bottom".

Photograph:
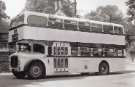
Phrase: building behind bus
[{"left": 0, "top": 20, "right": 9, "bottom": 72}]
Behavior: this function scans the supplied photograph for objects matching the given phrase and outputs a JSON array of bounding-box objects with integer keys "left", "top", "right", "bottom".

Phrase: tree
[
  {"left": 0, "top": 0, "right": 9, "bottom": 32},
  {"left": 124, "top": 18, "right": 135, "bottom": 62},
  {"left": 85, "top": 5, "right": 124, "bottom": 24},
  {"left": 0, "top": 1, "right": 9, "bottom": 72},
  {"left": 61, "top": 0, "right": 77, "bottom": 17},
  {"left": 25, "top": 0, "right": 54, "bottom": 13},
  {"left": 126, "top": 0, "right": 135, "bottom": 22},
  {"left": 126, "top": 0, "right": 135, "bottom": 61},
  {"left": 0, "top": 0, "right": 8, "bottom": 19},
  {"left": 25, "top": 0, "right": 77, "bottom": 17}
]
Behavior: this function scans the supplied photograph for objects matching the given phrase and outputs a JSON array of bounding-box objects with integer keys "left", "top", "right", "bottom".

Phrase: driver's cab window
[
  {"left": 18, "top": 43, "right": 31, "bottom": 52},
  {"left": 33, "top": 44, "right": 45, "bottom": 54}
]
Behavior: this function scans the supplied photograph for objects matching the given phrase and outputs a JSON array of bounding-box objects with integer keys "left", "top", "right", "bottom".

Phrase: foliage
[
  {"left": 61, "top": 0, "right": 76, "bottom": 17},
  {"left": 0, "top": 1, "right": 8, "bottom": 19},
  {"left": 0, "top": 0, "right": 9, "bottom": 33},
  {"left": 25, "top": 0, "right": 53, "bottom": 13},
  {"left": 85, "top": 5, "right": 124, "bottom": 24},
  {"left": 25, "top": 0, "right": 76, "bottom": 17},
  {"left": 126, "top": 0, "right": 135, "bottom": 21}
]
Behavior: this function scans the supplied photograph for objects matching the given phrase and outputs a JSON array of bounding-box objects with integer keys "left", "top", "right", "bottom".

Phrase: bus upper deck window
[
  {"left": 103, "top": 25, "right": 113, "bottom": 34},
  {"left": 90, "top": 23, "right": 102, "bottom": 33},
  {"left": 114, "top": 26, "right": 123, "bottom": 35},
  {"left": 79, "top": 22, "right": 90, "bottom": 32},
  {"left": 48, "top": 17, "right": 63, "bottom": 29},
  {"left": 27, "top": 15, "right": 47, "bottom": 27},
  {"left": 64, "top": 20, "right": 77, "bottom": 31}
]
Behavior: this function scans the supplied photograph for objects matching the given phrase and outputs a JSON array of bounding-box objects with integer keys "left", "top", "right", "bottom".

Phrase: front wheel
[
  {"left": 27, "top": 62, "right": 45, "bottom": 79},
  {"left": 99, "top": 62, "right": 109, "bottom": 75}
]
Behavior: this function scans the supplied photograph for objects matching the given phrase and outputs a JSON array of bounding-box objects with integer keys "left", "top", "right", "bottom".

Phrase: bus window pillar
[
  {"left": 46, "top": 17, "right": 49, "bottom": 27},
  {"left": 113, "top": 26, "right": 115, "bottom": 34},
  {"left": 68, "top": 46, "right": 71, "bottom": 56},
  {"left": 77, "top": 22, "right": 79, "bottom": 31},
  {"left": 62, "top": 20, "right": 65, "bottom": 29},
  {"left": 78, "top": 47, "right": 81, "bottom": 56},
  {"left": 102, "top": 24, "right": 104, "bottom": 33},
  {"left": 16, "top": 42, "right": 18, "bottom": 52},
  {"left": 45, "top": 46, "right": 49, "bottom": 56}
]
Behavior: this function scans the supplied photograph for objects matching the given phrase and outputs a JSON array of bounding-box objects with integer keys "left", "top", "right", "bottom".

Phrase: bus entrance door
[
  {"left": 52, "top": 42, "right": 69, "bottom": 73},
  {"left": 54, "top": 57, "right": 68, "bottom": 72}
]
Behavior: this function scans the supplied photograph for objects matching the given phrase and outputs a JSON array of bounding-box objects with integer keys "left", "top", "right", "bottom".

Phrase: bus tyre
[
  {"left": 27, "top": 62, "right": 45, "bottom": 79},
  {"left": 99, "top": 62, "right": 109, "bottom": 75},
  {"left": 12, "top": 71, "right": 25, "bottom": 79}
]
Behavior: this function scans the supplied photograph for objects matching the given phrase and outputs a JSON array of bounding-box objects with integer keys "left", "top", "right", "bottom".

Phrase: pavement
[{"left": 125, "top": 60, "right": 135, "bottom": 71}]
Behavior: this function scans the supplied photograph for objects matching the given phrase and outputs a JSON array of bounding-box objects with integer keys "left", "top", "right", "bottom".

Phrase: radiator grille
[{"left": 11, "top": 56, "right": 18, "bottom": 68}]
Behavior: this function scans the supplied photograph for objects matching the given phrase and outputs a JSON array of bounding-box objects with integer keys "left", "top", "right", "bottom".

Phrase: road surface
[{"left": 0, "top": 62, "right": 135, "bottom": 87}]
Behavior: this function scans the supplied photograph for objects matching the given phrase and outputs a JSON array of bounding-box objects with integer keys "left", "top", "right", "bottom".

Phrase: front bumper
[{"left": 10, "top": 67, "right": 21, "bottom": 72}]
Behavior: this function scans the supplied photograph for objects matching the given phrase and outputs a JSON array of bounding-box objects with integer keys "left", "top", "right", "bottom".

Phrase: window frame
[
  {"left": 103, "top": 25, "right": 114, "bottom": 34},
  {"left": 48, "top": 17, "right": 63, "bottom": 29},
  {"left": 114, "top": 26, "right": 123, "bottom": 35},
  {"left": 27, "top": 15, "right": 48, "bottom": 27},
  {"left": 90, "top": 23, "right": 102, "bottom": 33},
  {"left": 80, "top": 47, "right": 91, "bottom": 57},
  {"left": 64, "top": 19, "right": 78, "bottom": 31},
  {"left": 78, "top": 22, "right": 90, "bottom": 32},
  {"left": 33, "top": 43, "right": 45, "bottom": 54}
]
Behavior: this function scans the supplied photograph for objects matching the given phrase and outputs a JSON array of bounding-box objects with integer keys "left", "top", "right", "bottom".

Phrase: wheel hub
[{"left": 31, "top": 66, "right": 41, "bottom": 77}]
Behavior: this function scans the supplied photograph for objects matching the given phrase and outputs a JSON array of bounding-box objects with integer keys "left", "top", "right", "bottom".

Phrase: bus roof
[{"left": 17, "top": 10, "right": 123, "bottom": 28}]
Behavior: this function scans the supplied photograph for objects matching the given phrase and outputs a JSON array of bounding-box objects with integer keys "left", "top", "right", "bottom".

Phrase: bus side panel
[
  {"left": 22, "top": 26, "right": 125, "bottom": 46},
  {"left": 107, "top": 58, "right": 126, "bottom": 72},
  {"left": 68, "top": 57, "right": 126, "bottom": 74},
  {"left": 44, "top": 57, "right": 55, "bottom": 76},
  {"left": 68, "top": 58, "right": 99, "bottom": 73}
]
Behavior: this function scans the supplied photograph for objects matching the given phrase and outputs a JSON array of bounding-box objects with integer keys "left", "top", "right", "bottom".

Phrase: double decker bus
[{"left": 9, "top": 11, "right": 126, "bottom": 79}]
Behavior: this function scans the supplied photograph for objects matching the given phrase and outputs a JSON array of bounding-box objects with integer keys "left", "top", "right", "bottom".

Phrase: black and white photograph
[{"left": 0, "top": 0, "right": 135, "bottom": 87}]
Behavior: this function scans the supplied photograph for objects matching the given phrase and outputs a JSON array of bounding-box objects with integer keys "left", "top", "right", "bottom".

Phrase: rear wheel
[
  {"left": 99, "top": 62, "right": 109, "bottom": 75},
  {"left": 27, "top": 62, "right": 45, "bottom": 79},
  {"left": 12, "top": 71, "right": 25, "bottom": 79}
]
